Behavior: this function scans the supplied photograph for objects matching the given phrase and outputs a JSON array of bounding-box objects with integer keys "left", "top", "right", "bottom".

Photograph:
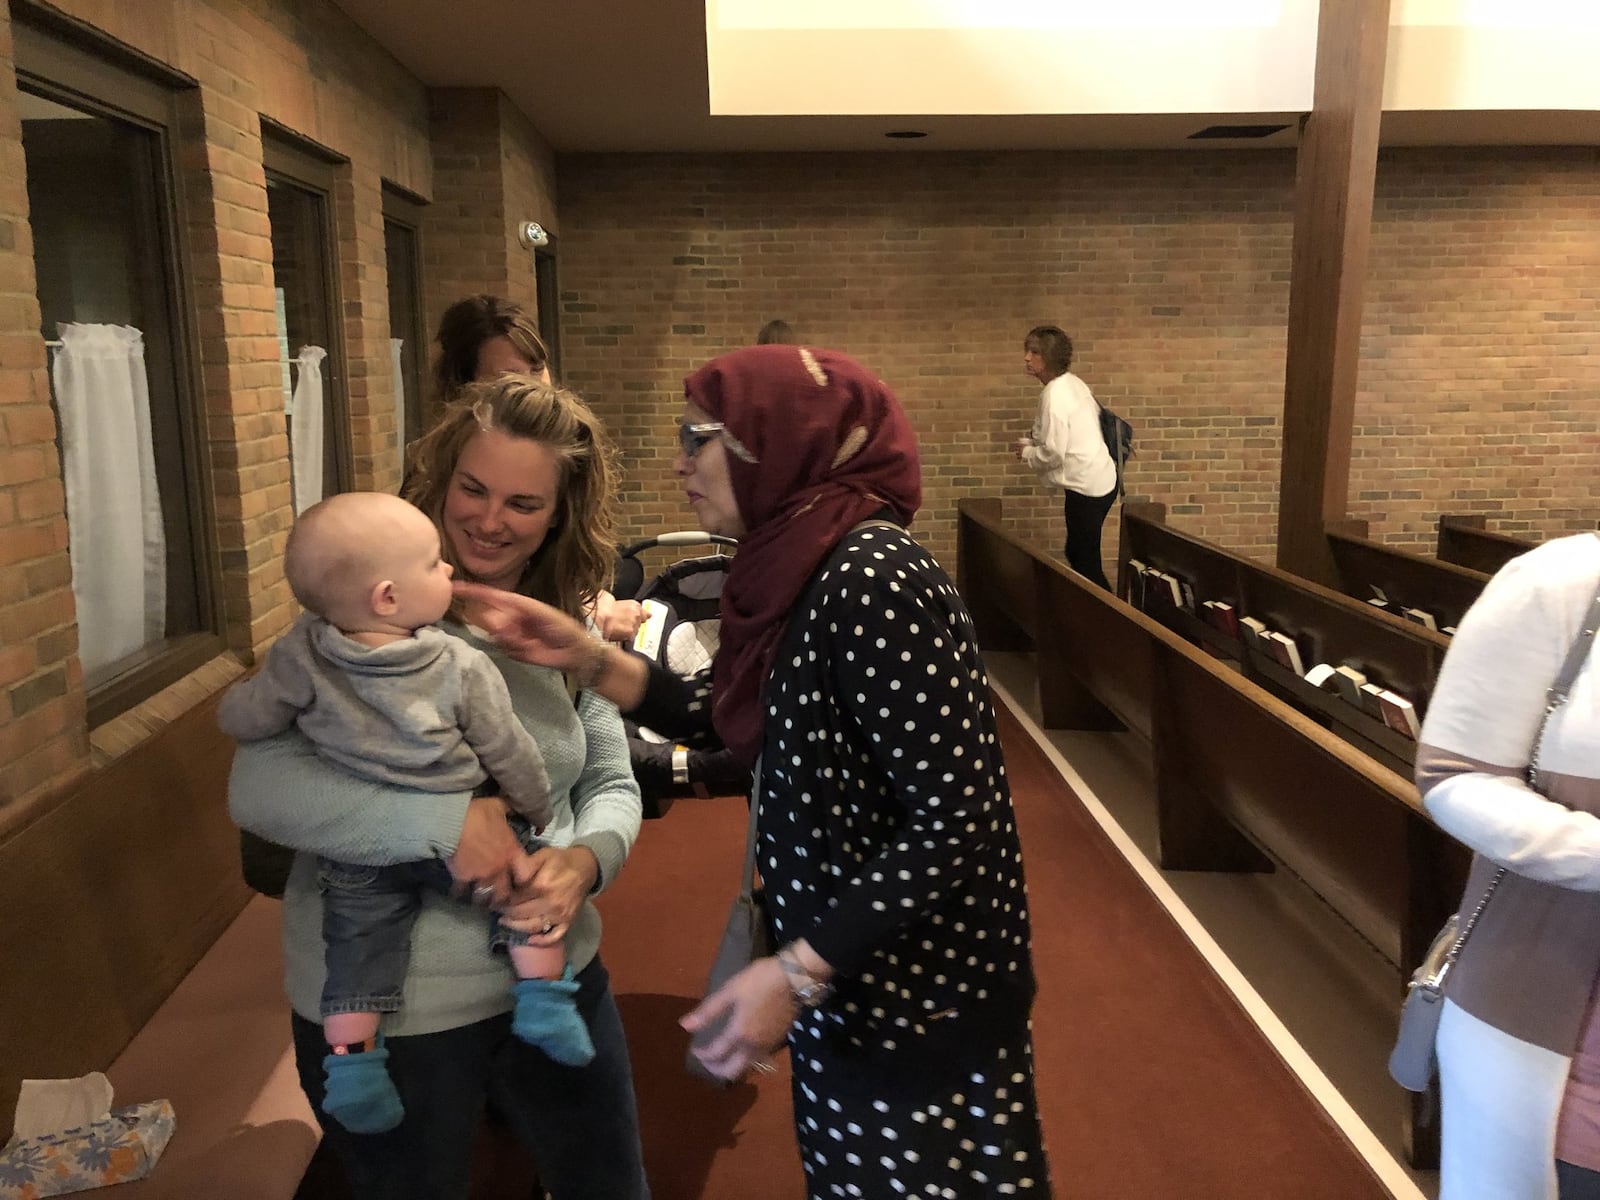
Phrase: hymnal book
[
  {"left": 1261, "top": 631, "right": 1305, "bottom": 676},
  {"left": 1358, "top": 682, "right": 1387, "bottom": 719},
  {"left": 1202, "top": 601, "right": 1240, "bottom": 638},
  {"left": 1159, "top": 573, "right": 1184, "bottom": 609},
  {"left": 1126, "top": 560, "right": 1148, "bottom": 608},
  {"left": 1376, "top": 689, "right": 1422, "bottom": 739},
  {"left": 1332, "top": 665, "right": 1369, "bottom": 705},
  {"left": 1177, "top": 580, "right": 1197, "bottom": 612},
  {"left": 1367, "top": 598, "right": 1394, "bottom": 613},
  {"left": 1441, "top": 625, "right": 1458, "bottom": 637},
  {"left": 1304, "top": 663, "right": 1339, "bottom": 690},
  {"left": 1401, "top": 607, "right": 1438, "bottom": 632},
  {"left": 1239, "top": 617, "right": 1269, "bottom": 649},
  {"left": 1370, "top": 586, "right": 1389, "bottom": 605}
]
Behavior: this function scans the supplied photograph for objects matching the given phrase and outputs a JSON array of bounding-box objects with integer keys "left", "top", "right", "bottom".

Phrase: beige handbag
[{"left": 686, "top": 756, "right": 770, "bottom": 1085}]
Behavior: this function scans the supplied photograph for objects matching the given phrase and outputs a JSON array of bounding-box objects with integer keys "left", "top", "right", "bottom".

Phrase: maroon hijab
[{"left": 686, "top": 345, "right": 922, "bottom": 765}]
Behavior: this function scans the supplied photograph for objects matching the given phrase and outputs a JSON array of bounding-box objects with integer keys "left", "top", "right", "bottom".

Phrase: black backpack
[{"left": 1098, "top": 405, "right": 1134, "bottom": 497}]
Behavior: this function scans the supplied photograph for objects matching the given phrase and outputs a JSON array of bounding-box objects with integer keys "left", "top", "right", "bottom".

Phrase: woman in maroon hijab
[{"left": 459, "top": 345, "right": 1053, "bottom": 1199}]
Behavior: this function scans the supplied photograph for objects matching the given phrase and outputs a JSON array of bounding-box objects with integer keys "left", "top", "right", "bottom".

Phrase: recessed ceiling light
[{"left": 884, "top": 130, "right": 927, "bottom": 139}]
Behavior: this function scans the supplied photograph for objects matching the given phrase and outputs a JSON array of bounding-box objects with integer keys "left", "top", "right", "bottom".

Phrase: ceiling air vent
[{"left": 1187, "top": 123, "right": 1291, "bottom": 140}]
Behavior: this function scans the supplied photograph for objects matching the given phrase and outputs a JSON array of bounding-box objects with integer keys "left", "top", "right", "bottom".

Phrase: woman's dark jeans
[
  {"left": 1062, "top": 485, "right": 1118, "bottom": 591},
  {"left": 292, "top": 955, "right": 649, "bottom": 1200}
]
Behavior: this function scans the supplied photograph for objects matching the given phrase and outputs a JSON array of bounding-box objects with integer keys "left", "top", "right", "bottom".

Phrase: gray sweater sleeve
[
  {"left": 568, "top": 688, "right": 643, "bottom": 894},
  {"left": 216, "top": 629, "right": 315, "bottom": 741},
  {"left": 229, "top": 730, "right": 472, "bottom": 866},
  {"left": 458, "top": 652, "right": 553, "bottom": 829}
]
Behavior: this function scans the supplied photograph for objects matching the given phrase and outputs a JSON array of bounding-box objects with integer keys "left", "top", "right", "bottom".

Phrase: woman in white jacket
[
  {"left": 1015, "top": 325, "right": 1118, "bottom": 589},
  {"left": 1416, "top": 532, "right": 1600, "bottom": 1199}
]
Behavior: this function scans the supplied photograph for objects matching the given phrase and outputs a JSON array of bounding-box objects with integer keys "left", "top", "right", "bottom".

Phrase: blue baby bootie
[
  {"left": 512, "top": 967, "right": 595, "bottom": 1066},
  {"left": 322, "top": 1039, "right": 404, "bottom": 1133}
]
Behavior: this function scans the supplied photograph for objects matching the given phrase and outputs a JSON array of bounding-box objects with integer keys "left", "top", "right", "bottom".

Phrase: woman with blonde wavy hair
[
  {"left": 229, "top": 370, "right": 651, "bottom": 1198},
  {"left": 404, "top": 375, "right": 619, "bottom": 621}
]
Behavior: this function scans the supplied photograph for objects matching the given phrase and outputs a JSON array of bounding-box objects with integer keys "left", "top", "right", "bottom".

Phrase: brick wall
[
  {"left": 556, "top": 150, "right": 1299, "bottom": 571},
  {"left": 0, "top": 4, "right": 89, "bottom": 804},
  {"left": 0, "top": 0, "right": 435, "bottom": 807},
  {"left": 1354, "top": 146, "right": 1600, "bottom": 548},
  {"left": 421, "top": 87, "right": 560, "bottom": 382},
  {"left": 555, "top": 147, "right": 1600, "bottom": 575}
]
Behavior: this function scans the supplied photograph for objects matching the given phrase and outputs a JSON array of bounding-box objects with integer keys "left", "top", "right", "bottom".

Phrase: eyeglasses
[
  {"left": 677, "top": 420, "right": 760, "bottom": 464},
  {"left": 677, "top": 421, "right": 727, "bottom": 458}
]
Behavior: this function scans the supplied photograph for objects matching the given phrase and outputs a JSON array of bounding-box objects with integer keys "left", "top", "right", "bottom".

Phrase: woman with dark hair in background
[
  {"left": 1015, "top": 324, "right": 1118, "bottom": 590},
  {"left": 434, "top": 293, "right": 553, "bottom": 395},
  {"left": 755, "top": 318, "right": 795, "bottom": 345}
]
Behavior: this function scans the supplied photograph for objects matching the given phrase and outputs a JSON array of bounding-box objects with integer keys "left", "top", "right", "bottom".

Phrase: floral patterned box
[{"left": 0, "top": 1100, "right": 175, "bottom": 1198}]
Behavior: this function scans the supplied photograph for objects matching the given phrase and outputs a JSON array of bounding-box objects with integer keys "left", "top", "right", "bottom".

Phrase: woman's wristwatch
[{"left": 776, "top": 944, "right": 833, "bottom": 1008}]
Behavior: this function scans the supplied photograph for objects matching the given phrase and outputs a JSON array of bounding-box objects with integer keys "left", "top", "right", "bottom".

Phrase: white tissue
[{"left": 11, "top": 1073, "right": 114, "bottom": 1140}]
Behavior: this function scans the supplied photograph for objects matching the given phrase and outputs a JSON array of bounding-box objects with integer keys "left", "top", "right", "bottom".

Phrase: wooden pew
[
  {"left": 1116, "top": 502, "right": 1450, "bottom": 778},
  {"left": 1325, "top": 518, "right": 1489, "bottom": 634},
  {"left": 958, "top": 497, "right": 1469, "bottom": 1168},
  {"left": 1436, "top": 513, "right": 1538, "bottom": 574}
]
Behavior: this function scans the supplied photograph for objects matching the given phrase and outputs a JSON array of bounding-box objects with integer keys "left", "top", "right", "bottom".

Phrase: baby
[{"left": 219, "top": 491, "right": 590, "bottom": 1135}]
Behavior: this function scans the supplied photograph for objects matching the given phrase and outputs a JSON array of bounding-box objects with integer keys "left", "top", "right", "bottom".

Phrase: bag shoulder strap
[{"left": 738, "top": 754, "right": 763, "bottom": 900}]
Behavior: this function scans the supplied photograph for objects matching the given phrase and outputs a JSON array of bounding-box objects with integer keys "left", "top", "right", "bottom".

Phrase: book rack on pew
[
  {"left": 957, "top": 497, "right": 1470, "bottom": 1171},
  {"left": 1436, "top": 513, "right": 1539, "bottom": 575},
  {"left": 1324, "top": 518, "right": 1489, "bottom": 635},
  {"left": 1116, "top": 502, "right": 1450, "bottom": 778}
]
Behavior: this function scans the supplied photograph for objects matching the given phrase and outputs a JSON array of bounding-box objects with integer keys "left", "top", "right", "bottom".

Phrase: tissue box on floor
[{"left": 0, "top": 1100, "right": 176, "bottom": 1198}]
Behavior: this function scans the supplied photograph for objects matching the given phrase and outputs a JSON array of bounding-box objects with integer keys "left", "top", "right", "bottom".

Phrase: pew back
[
  {"left": 1325, "top": 523, "right": 1489, "bottom": 634},
  {"left": 1117, "top": 504, "right": 1451, "bottom": 774},
  {"left": 1437, "top": 514, "right": 1538, "bottom": 574}
]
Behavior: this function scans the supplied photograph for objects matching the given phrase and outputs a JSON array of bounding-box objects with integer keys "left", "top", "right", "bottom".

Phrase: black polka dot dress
[{"left": 759, "top": 524, "right": 1052, "bottom": 1199}]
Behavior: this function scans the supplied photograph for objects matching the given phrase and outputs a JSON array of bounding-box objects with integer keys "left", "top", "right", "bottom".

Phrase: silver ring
[
  {"left": 539, "top": 920, "right": 555, "bottom": 935},
  {"left": 472, "top": 885, "right": 494, "bottom": 902},
  {"left": 749, "top": 1060, "right": 776, "bottom": 1075}
]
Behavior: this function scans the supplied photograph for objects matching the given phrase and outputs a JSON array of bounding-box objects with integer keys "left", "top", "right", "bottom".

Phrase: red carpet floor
[{"left": 597, "top": 697, "right": 1395, "bottom": 1199}]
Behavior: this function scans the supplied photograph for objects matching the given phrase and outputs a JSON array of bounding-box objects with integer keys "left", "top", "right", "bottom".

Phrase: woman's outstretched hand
[{"left": 454, "top": 581, "right": 590, "bottom": 671}]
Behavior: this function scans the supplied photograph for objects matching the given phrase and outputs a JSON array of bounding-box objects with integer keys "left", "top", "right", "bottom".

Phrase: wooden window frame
[
  {"left": 261, "top": 122, "right": 353, "bottom": 503},
  {"left": 382, "top": 185, "right": 429, "bottom": 449},
  {"left": 13, "top": 8, "right": 225, "bottom": 728},
  {"left": 534, "top": 237, "right": 563, "bottom": 381}
]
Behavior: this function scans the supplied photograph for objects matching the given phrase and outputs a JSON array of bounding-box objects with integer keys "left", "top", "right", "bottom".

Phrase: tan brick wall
[
  {"left": 499, "top": 93, "right": 558, "bottom": 315},
  {"left": 555, "top": 148, "right": 1599, "bottom": 575},
  {"left": 555, "top": 150, "right": 1299, "bottom": 570},
  {"left": 0, "top": 3, "right": 90, "bottom": 805},
  {"left": 420, "top": 88, "right": 559, "bottom": 380},
  {"left": 0, "top": 0, "right": 435, "bottom": 806},
  {"left": 1354, "top": 146, "right": 1600, "bottom": 549}
]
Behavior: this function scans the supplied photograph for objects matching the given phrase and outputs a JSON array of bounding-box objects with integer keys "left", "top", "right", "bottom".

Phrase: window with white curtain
[
  {"left": 383, "top": 186, "right": 429, "bottom": 464},
  {"left": 16, "top": 14, "right": 220, "bottom": 725},
  {"left": 264, "top": 129, "right": 349, "bottom": 509}
]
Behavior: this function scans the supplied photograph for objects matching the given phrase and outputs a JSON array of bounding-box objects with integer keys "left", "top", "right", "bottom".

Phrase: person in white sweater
[
  {"left": 229, "top": 375, "right": 649, "bottom": 1199},
  {"left": 1014, "top": 325, "right": 1119, "bottom": 589},
  {"left": 1415, "top": 532, "right": 1600, "bottom": 1199}
]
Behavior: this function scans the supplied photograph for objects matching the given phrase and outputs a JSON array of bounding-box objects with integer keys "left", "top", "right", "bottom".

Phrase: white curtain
[
  {"left": 51, "top": 323, "right": 165, "bottom": 678},
  {"left": 390, "top": 336, "right": 406, "bottom": 475},
  {"left": 289, "top": 345, "right": 327, "bottom": 515}
]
